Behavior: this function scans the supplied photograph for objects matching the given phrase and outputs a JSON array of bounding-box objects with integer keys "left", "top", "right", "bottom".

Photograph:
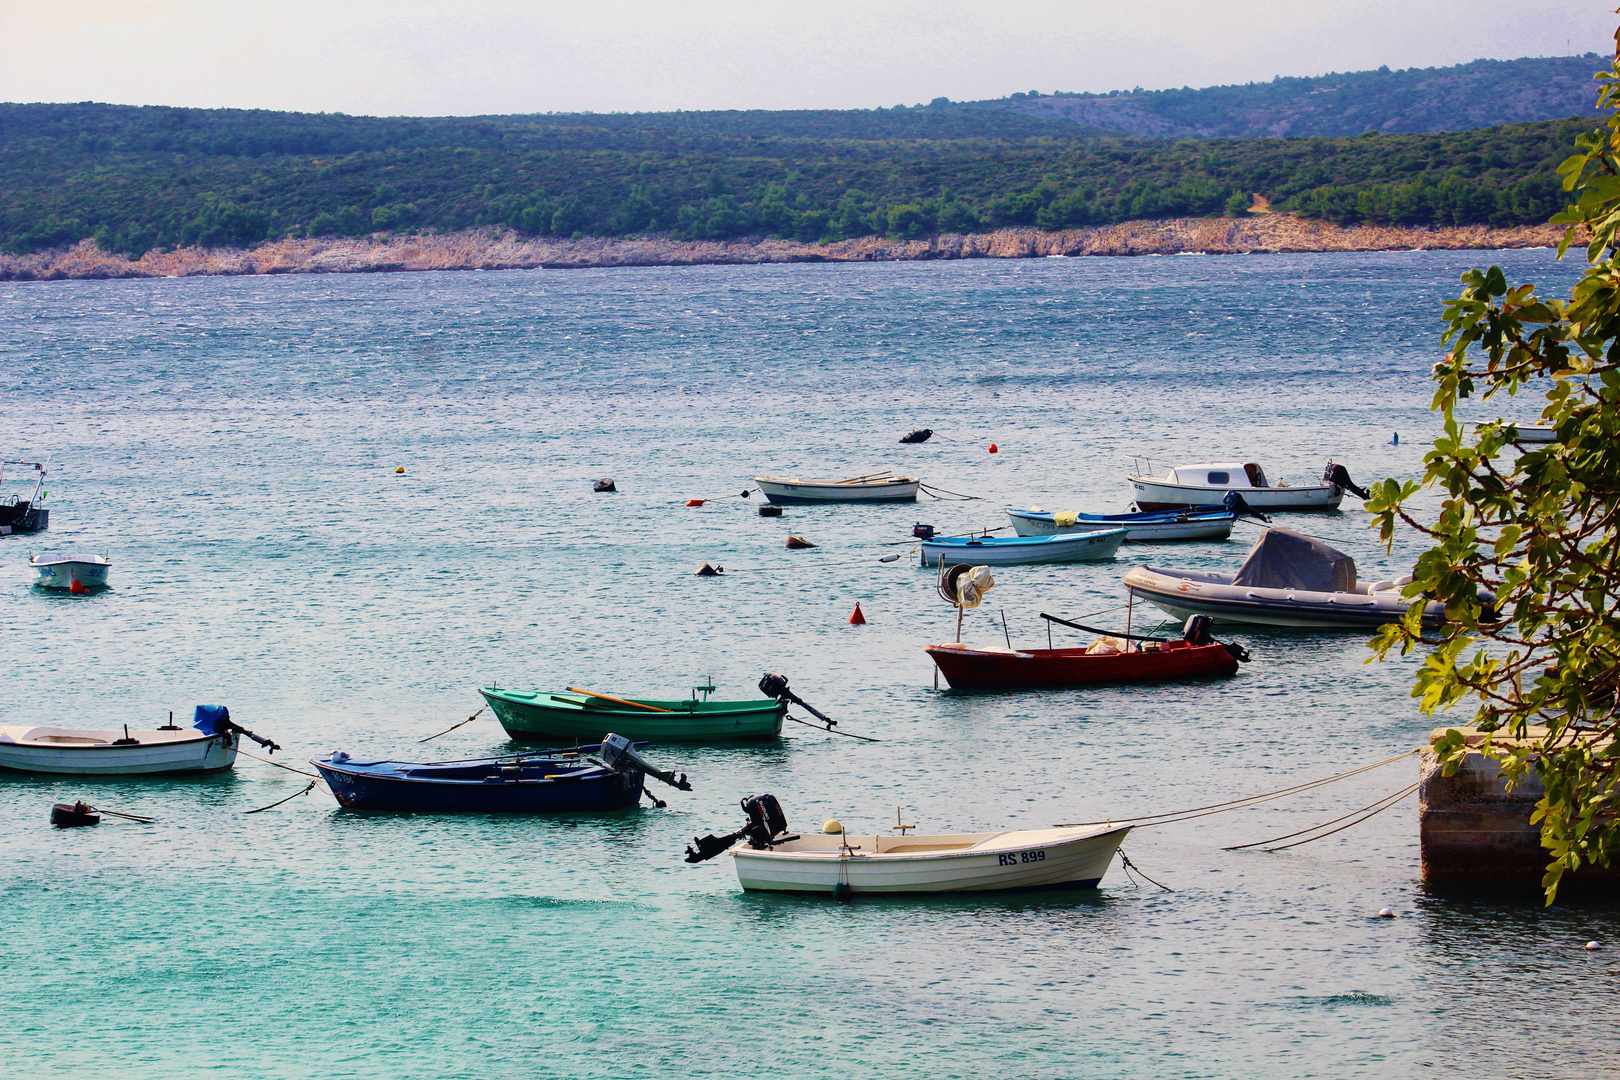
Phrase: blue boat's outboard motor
[
  {"left": 1182, "top": 615, "right": 1213, "bottom": 646},
  {"left": 912, "top": 522, "right": 937, "bottom": 540},
  {"left": 684, "top": 793, "right": 795, "bottom": 863},
  {"left": 597, "top": 733, "right": 691, "bottom": 791},
  {"left": 1222, "top": 490, "right": 1271, "bottom": 523},
  {"left": 1324, "top": 462, "right": 1370, "bottom": 500}
]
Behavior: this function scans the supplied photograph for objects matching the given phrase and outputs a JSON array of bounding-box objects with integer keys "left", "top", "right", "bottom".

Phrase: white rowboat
[
  {"left": 30, "top": 553, "right": 111, "bottom": 589},
  {"left": 0, "top": 723, "right": 237, "bottom": 775},
  {"left": 731, "top": 823, "right": 1131, "bottom": 894},
  {"left": 1127, "top": 461, "right": 1345, "bottom": 512},
  {"left": 755, "top": 475, "right": 920, "bottom": 504},
  {"left": 920, "top": 528, "right": 1127, "bottom": 566}
]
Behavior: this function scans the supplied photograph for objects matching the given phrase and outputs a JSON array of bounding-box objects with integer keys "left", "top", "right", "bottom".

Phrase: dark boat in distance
[
  {"left": 0, "top": 461, "right": 48, "bottom": 535},
  {"left": 311, "top": 734, "right": 691, "bottom": 812}
]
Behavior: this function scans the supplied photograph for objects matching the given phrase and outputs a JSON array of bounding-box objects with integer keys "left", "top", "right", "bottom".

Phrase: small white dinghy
[
  {"left": 755, "top": 472, "right": 920, "bottom": 504},
  {"left": 30, "top": 553, "right": 111, "bottom": 590},
  {"left": 685, "top": 795, "right": 1130, "bottom": 896},
  {"left": 1127, "top": 459, "right": 1367, "bottom": 512},
  {"left": 0, "top": 706, "right": 278, "bottom": 776}
]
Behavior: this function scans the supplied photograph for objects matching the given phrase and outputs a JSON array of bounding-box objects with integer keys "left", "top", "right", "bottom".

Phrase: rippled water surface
[{"left": 2, "top": 252, "right": 1614, "bottom": 1080}]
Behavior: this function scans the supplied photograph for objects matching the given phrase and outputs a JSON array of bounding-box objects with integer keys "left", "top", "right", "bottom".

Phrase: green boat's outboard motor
[
  {"left": 598, "top": 733, "right": 691, "bottom": 791},
  {"left": 1324, "top": 462, "right": 1371, "bottom": 500},
  {"left": 1222, "top": 490, "right": 1271, "bottom": 523},
  {"left": 684, "top": 794, "right": 793, "bottom": 863},
  {"left": 759, "top": 673, "right": 839, "bottom": 732}
]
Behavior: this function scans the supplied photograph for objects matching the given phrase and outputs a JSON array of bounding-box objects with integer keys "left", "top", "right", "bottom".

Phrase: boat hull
[
  {"left": 482, "top": 689, "right": 785, "bottom": 742},
  {"left": 0, "top": 730, "right": 237, "bottom": 775},
  {"left": 921, "top": 528, "right": 1126, "bottom": 567},
  {"left": 1005, "top": 508, "right": 1234, "bottom": 541},
  {"left": 755, "top": 477, "right": 920, "bottom": 504},
  {"left": 1127, "top": 477, "right": 1342, "bottom": 512},
  {"left": 312, "top": 758, "right": 645, "bottom": 812},
  {"left": 31, "top": 558, "right": 110, "bottom": 589},
  {"left": 1123, "top": 565, "right": 1446, "bottom": 629},
  {"left": 925, "top": 641, "right": 1238, "bottom": 690},
  {"left": 731, "top": 825, "right": 1130, "bottom": 895}
]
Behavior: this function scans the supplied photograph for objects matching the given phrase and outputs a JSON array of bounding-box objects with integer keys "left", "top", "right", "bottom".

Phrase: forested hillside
[{"left": 0, "top": 54, "right": 1598, "bottom": 257}]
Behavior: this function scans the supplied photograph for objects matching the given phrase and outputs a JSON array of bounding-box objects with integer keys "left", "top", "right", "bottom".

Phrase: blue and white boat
[
  {"left": 1005, "top": 506, "right": 1235, "bottom": 542},
  {"left": 311, "top": 733, "right": 691, "bottom": 813},
  {"left": 920, "top": 528, "right": 1127, "bottom": 567}
]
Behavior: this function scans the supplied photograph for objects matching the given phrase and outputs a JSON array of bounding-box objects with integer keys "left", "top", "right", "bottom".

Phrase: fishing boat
[
  {"left": 30, "top": 553, "right": 111, "bottom": 589},
  {"left": 0, "top": 460, "right": 49, "bottom": 534},
  {"left": 1005, "top": 506, "right": 1235, "bottom": 542},
  {"left": 920, "top": 528, "right": 1126, "bottom": 567},
  {"left": 311, "top": 733, "right": 691, "bottom": 813},
  {"left": 0, "top": 705, "right": 276, "bottom": 776},
  {"left": 1126, "top": 459, "right": 1368, "bottom": 512},
  {"left": 1474, "top": 420, "right": 1557, "bottom": 444},
  {"left": 684, "top": 794, "right": 1130, "bottom": 895},
  {"left": 755, "top": 472, "right": 920, "bottom": 504},
  {"left": 925, "top": 618, "right": 1244, "bottom": 691},
  {"left": 1122, "top": 526, "right": 1452, "bottom": 629},
  {"left": 482, "top": 681, "right": 786, "bottom": 742}
]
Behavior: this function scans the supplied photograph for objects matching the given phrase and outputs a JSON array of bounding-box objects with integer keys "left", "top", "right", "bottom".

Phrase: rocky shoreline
[{"left": 0, "top": 216, "right": 1570, "bottom": 281}]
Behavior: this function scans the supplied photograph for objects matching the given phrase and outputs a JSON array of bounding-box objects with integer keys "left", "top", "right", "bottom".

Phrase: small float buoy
[
  {"left": 686, "top": 498, "right": 705, "bottom": 507},
  {"left": 899, "top": 428, "right": 933, "bottom": 444},
  {"left": 758, "top": 504, "right": 783, "bottom": 517},
  {"left": 395, "top": 466, "right": 405, "bottom": 474},
  {"left": 849, "top": 602, "right": 866, "bottom": 625},
  {"left": 1585, "top": 940, "right": 1603, "bottom": 950},
  {"left": 594, "top": 478, "right": 617, "bottom": 492},
  {"left": 879, "top": 554, "right": 900, "bottom": 563},
  {"left": 823, "top": 819, "right": 844, "bottom": 834},
  {"left": 1392, "top": 432, "right": 1399, "bottom": 445},
  {"left": 988, "top": 443, "right": 999, "bottom": 454},
  {"left": 51, "top": 801, "right": 100, "bottom": 827},
  {"left": 1376, "top": 907, "right": 1396, "bottom": 919},
  {"left": 786, "top": 535, "right": 817, "bottom": 550},
  {"left": 694, "top": 562, "right": 724, "bottom": 577},
  {"left": 68, "top": 578, "right": 89, "bottom": 595}
]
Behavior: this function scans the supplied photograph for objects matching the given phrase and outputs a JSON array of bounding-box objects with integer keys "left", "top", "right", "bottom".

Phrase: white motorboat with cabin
[
  {"left": 684, "top": 795, "right": 1130, "bottom": 895},
  {"left": 0, "top": 706, "right": 278, "bottom": 776},
  {"left": 1126, "top": 458, "right": 1368, "bottom": 512},
  {"left": 30, "top": 552, "right": 111, "bottom": 589},
  {"left": 1122, "top": 526, "right": 1453, "bottom": 629},
  {"left": 755, "top": 472, "right": 921, "bottom": 504}
]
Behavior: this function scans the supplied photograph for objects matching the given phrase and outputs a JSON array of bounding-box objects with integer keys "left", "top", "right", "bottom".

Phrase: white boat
[
  {"left": 0, "top": 722, "right": 236, "bottom": 775},
  {"left": 30, "top": 553, "right": 111, "bottom": 589},
  {"left": 1006, "top": 506, "right": 1235, "bottom": 542},
  {"left": 1122, "top": 526, "right": 1450, "bottom": 629},
  {"left": 755, "top": 473, "right": 920, "bottom": 504},
  {"left": 732, "top": 823, "right": 1132, "bottom": 895},
  {"left": 1126, "top": 459, "right": 1367, "bottom": 512},
  {"left": 1474, "top": 420, "right": 1557, "bottom": 444},
  {"left": 920, "top": 528, "right": 1127, "bottom": 566}
]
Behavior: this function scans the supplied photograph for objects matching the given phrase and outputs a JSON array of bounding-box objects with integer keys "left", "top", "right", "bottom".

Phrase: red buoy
[
  {"left": 68, "top": 578, "right": 89, "bottom": 595},
  {"left": 988, "top": 443, "right": 999, "bottom": 454},
  {"left": 849, "top": 602, "right": 867, "bottom": 625},
  {"left": 686, "top": 499, "right": 706, "bottom": 507}
]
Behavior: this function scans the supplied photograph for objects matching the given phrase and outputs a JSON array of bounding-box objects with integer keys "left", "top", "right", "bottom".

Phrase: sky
[{"left": 0, "top": 0, "right": 1613, "bottom": 116}]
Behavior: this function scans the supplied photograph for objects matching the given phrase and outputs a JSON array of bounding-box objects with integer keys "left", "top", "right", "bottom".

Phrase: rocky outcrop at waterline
[{"left": 0, "top": 217, "right": 1572, "bottom": 282}]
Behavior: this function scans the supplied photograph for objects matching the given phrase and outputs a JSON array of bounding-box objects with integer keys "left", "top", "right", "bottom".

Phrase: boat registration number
[{"left": 998, "top": 850, "right": 1045, "bottom": 866}]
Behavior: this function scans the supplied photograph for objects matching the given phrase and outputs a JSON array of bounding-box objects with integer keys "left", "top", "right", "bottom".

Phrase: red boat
[{"left": 924, "top": 638, "right": 1241, "bottom": 691}]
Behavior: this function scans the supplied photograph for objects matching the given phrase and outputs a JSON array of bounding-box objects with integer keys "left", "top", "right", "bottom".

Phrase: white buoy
[
  {"left": 1376, "top": 907, "right": 1396, "bottom": 918},
  {"left": 1585, "top": 940, "right": 1602, "bottom": 950}
]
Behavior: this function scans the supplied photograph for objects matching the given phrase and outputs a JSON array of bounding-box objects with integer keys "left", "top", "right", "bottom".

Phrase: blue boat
[
  {"left": 311, "top": 734, "right": 691, "bottom": 813},
  {"left": 920, "top": 527, "right": 1128, "bottom": 566},
  {"left": 1004, "top": 506, "right": 1236, "bottom": 541}
]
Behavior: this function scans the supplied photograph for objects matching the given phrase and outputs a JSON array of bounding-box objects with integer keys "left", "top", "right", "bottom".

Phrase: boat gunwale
[{"left": 732, "top": 825, "right": 1131, "bottom": 864}]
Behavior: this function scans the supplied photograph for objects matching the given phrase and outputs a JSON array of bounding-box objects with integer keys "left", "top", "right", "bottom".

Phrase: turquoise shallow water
[{"left": 2, "top": 251, "right": 1615, "bottom": 1079}]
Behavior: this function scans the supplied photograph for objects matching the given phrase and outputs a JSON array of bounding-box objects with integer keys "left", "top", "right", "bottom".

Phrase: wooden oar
[
  {"left": 564, "top": 687, "right": 674, "bottom": 712},
  {"left": 835, "top": 471, "right": 894, "bottom": 484}
]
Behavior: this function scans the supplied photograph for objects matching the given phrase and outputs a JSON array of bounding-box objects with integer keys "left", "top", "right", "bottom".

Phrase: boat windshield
[{"left": 0, "top": 461, "right": 45, "bottom": 508}]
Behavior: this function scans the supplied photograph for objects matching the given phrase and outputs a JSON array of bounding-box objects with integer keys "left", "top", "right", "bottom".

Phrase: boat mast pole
[{"left": 1125, "top": 587, "right": 1134, "bottom": 644}]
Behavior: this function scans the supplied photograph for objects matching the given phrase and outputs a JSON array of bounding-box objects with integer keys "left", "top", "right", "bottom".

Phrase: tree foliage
[{"left": 1366, "top": 30, "right": 1620, "bottom": 903}]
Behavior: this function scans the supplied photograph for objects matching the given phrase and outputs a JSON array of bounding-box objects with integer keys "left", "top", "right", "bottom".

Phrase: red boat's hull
[{"left": 925, "top": 640, "right": 1239, "bottom": 691}]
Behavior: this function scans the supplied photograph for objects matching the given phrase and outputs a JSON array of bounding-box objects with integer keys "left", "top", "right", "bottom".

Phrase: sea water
[{"left": 0, "top": 250, "right": 1612, "bottom": 1080}]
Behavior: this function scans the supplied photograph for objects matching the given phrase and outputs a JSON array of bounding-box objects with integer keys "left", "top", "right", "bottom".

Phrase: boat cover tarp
[
  {"left": 193, "top": 705, "right": 231, "bottom": 734},
  {"left": 1231, "top": 528, "right": 1356, "bottom": 592}
]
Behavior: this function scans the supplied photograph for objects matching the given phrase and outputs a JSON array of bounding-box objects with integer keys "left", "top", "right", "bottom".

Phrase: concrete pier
[{"left": 1419, "top": 727, "right": 1619, "bottom": 886}]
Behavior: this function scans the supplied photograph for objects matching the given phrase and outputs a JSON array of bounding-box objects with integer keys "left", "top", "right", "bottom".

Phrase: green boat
[{"left": 481, "top": 681, "right": 786, "bottom": 743}]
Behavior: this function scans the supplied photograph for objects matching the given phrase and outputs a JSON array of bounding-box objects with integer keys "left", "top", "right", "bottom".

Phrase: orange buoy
[
  {"left": 849, "top": 602, "right": 866, "bottom": 625},
  {"left": 988, "top": 443, "right": 999, "bottom": 454},
  {"left": 68, "top": 578, "right": 89, "bottom": 595},
  {"left": 686, "top": 499, "right": 705, "bottom": 507},
  {"left": 786, "top": 534, "right": 817, "bottom": 550}
]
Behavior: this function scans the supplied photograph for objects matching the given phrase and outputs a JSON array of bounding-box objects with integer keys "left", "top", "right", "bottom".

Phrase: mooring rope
[
  {"left": 244, "top": 779, "right": 320, "bottom": 814},
  {"left": 235, "top": 748, "right": 324, "bottom": 779},
  {"left": 721, "top": 553, "right": 914, "bottom": 573},
  {"left": 919, "top": 483, "right": 982, "bottom": 501},
  {"left": 418, "top": 707, "right": 485, "bottom": 743},
  {"left": 1227, "top": 781, "right": 1422, "bottom": 853},
  {"left": 1117, "top": 850, "right": 1174, "bottom": 891},
  {"left": 786, "top": 714, "right": 881, "bottom": 742},
  {"left": 1052, "top": 748, "right": 1421, "bottom": 828}
]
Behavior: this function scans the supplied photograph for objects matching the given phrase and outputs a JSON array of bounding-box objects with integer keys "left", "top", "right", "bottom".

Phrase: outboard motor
[
  {"left": 1222, "top": 490, "right": 1271, "bottom": 523},
  {"left": 1324, "top": 462, "right": 1371, "bottom": 500},
  {"left": 759, "top": 673, "right": 839, "bottom": 731},
  {"left": 597, "top": 732, "right": 692, "bottom": 791},
  {"left": 912, "top": 522, "right": 936, "bottom": 540},
  {"left": 684, "top": 793, "right": 794, "bottom": 863},
  {"left": 193, "top": 705, "right": 281, "bottom": 753},
  {"left": 1182, "top": 614, "right": 1213, "bottom": 646}
]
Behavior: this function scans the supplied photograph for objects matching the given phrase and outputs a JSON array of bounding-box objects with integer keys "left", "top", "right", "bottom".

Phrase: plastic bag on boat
[
  {"left": 1085, "top": 636, "right": 1126, "bottom": 655},
  {"left": 1231, "top": 528, "right": 1355, "bottom": 592},
  {"left": 956, "top": 566, "right": 995, "bottom": 609}
]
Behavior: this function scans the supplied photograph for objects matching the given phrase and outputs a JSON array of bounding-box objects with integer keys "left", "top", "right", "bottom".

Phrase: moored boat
[
  {"left": 1006, "top": 506, "right": 1235, "bottom": 542},
  {"left": 755, "top": 473, "right": 920, "bottom": 504},
  {"left": 926, "top": 636, "right": 1241, "bottom": 690},
  {"left": 482, "top": 682, "right": 787, "bottom": 742},
  {"left": 920, "top": 528, "right": 1126, "bottom": 566},
  {"left": 0, "top": 460, "right": 49, "bottom": 535},
  {"left": 684, "top": 794, "right": 1130, "bottom": 895},
  {"left": 30, "top": 553, "right": 111, "bottom": 589},
  {"left": 0, "top": 705, "right": 276, "bottom": 776},
  {"left": 1126, "top": 459, "right": 1368, "bottom": 512},
  {"left": 311, "top": 733, "right": 691, "bottom": 813},
  {"left": 1122, "top": 526, "right": 1451, "bottom": 629}
]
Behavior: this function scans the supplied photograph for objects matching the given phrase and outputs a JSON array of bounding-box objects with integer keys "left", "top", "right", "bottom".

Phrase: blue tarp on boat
[{"left": 193, "top": 705, "right": 231, "bottom": 734}]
